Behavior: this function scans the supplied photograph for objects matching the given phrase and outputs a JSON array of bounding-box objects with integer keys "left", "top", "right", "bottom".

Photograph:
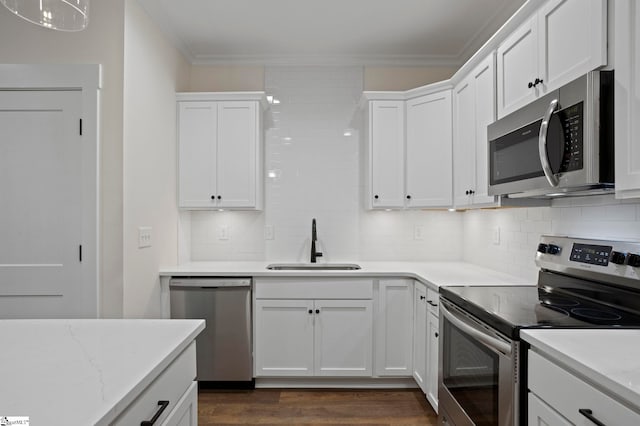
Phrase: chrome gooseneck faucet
[{"left": 311, "top": 218, "right": 323, "bottom": 263}]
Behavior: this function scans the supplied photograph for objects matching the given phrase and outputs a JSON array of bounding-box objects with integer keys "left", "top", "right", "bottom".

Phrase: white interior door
[{"left": 0, "top": 90, "right": 85, "bottom": 318}]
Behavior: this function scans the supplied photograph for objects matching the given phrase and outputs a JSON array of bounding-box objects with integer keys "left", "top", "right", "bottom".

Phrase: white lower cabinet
[
  {"left": 374, "top": 279, "right": 414, "bottom": 376},
  {"left": 528, "top": 350, "right": 640, "bottom": 425},
  {"left": 412, "top": 282, "right": 428, "bottom": 393},
  {"left": 113, "top": 342, "right": 197, "bottom": 426},
  {"left": 254, "top": 278, "right": 374, "bottom": 378},
  {"left": 426, "top": 291, "right": 439, "bottom": 411},
  {"left": 412, "top": 282, "right": 439, "bottom": 413},
  {"left": 161, "top": 381, "right": 198, "bottom": 426}
]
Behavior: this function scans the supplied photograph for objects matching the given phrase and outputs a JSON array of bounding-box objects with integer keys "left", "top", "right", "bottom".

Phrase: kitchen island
[{"left": 0, "top": 319, "right": 204, "bottom": 426}]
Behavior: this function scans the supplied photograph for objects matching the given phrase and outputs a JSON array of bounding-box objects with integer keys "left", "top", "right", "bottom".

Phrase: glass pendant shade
[{"left": 1, "top": 0, "right": 89, "bottom": 31}]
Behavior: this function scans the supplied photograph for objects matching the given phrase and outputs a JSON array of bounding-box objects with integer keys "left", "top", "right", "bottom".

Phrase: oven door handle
[
  {"left": 440, "top": 302, "right": 512, "bottom": 356},
  {"left": 538, "top": 98, "right": 560, "bottom": 187}
]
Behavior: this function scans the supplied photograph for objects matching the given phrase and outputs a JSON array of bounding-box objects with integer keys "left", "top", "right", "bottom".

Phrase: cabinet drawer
[
  {"left": 528, "top": 350, "right": 640, "bottom": 425},
  {"left": 255, "top": 278, "right": 373, "bottom": 299},
  {"left": 113, "top": 342, "right": 197, "bottom": 426},
  {"left": 161, "top": 381, "right": 198, "bottom": 426}
]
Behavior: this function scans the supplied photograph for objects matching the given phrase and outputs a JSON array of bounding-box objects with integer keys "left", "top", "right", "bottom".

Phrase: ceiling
[{"left": 136, "top": 0, "right": 527, "bottom": 66}]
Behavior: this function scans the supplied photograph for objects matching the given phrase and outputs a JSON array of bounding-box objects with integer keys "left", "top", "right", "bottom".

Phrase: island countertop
[{"left": 0, "top": 319, "right": 204, "bottom": 426}]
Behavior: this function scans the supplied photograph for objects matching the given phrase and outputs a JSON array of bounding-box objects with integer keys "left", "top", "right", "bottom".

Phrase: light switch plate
[{"left": 138, "top": 226, "right": 152, "bottom": 248}]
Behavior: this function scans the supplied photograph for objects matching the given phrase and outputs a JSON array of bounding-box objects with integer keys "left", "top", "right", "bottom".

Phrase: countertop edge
[
  {"left": 94, "top": 320, "right": 205, "bottom": 425},
  {"left": 521, "top": 330, "right": 640, "bottom": 414}
]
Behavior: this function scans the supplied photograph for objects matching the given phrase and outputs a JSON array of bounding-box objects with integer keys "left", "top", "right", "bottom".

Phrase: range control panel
[
  {"left": 536, "top": 236, "right": 640, "bottom": 288},
  {"left": 570, "top": 243, "right": 612, "bottom": 266}
]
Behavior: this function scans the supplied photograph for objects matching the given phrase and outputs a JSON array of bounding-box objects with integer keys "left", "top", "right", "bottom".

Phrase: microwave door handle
[
  {"left": 538, "top": 98, "right": 560, "bottom": 187},
  {"left": 440, "top": 302, "right": 512, "bottom": 356}
]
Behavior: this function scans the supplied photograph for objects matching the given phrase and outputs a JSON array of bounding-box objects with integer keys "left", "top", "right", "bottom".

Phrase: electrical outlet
[
  {"left": 219, "top": 225, "right": 230, "bottom": 240},
  {"left": 492, "top": 227, "right": 501, "bottom": 245},
  {"left": 264, "top": 225, "right": 275, "bottom": 240},
  {"left": 138, "top": 226, "right": 152, "bottom": 248},
  {"left": 414, "top": 225, "right": 424, "bottom": 240}
]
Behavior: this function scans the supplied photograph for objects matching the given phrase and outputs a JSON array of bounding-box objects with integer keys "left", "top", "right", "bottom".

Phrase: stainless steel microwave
[{"left": 488, "top": 71, "right": 614, "bottom": 198}]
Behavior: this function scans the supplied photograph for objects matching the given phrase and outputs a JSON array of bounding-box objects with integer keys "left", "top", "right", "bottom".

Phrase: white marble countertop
[
  {"left": 159, "top": 261, "right": 533, "bottom": 288},
  {"left": 0, "top": 319, "right": 205, "bottom": 426},
  {"left": 521, "top": 329, "right": 640, "bottom": 410}
]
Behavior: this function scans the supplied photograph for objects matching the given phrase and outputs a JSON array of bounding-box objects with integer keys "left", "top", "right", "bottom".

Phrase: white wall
[
  {"left": 463, "top": 196, "right": 640, "bottom": 282},
  {"left": 188, "top": 66, "right": 465, "bottom": 262},
  {"left": 122, "top": 0, "right": 190, "bottom": 317},
  {"left": 0, "top": 0, "right": 126, "bottom": 317}
]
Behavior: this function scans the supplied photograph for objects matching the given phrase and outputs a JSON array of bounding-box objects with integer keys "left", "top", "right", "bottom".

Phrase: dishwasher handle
[{"left": 170, "top": 278, "right": 251, "bottom": 288}]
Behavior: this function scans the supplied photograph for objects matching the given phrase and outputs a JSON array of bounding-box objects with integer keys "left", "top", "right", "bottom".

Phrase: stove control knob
[
  {"left": 537, "top": 243, "right": 549, "bottom": 254},
  {"left": 610, "top": 251, "right": 627, "bottom": 265},
  {"left": 547, "top": 244, "right": 561, "bottom": 255},
  {"left": 628, "top": 253, "right": 640, "bottom": 267}
]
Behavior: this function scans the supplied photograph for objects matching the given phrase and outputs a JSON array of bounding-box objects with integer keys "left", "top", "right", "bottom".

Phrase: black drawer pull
[
  {"left": 427, "top": 300, "right": 438, "bottom": 307},
  {"left": 141, "top": 400, "right": 170, "bottom": 426},
  {"left": 578, "top": 409, "right": 606, "bottom": 426}
]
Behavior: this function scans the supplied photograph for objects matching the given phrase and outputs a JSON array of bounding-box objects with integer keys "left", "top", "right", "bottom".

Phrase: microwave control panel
[{"left": 558, "top": 102, "right": 583, "bottom": 173}]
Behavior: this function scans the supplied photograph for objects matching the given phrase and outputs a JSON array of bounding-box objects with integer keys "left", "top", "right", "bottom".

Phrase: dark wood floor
[{"left": 198, "top": 388, "right": 438, "bottom": 425}]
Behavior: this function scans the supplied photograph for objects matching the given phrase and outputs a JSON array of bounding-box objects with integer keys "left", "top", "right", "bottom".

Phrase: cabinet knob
[
  {"left": 435, "top": 332, "right": 439, "bottom": 338},
  {"left": 406, "top": 195, "right": 411, "bottom": 200},
  {"left": 534, "top": 78, "right": 543, "bottom": 86},
  {"left": 315, "top": 309, "right": 320, "bottom": 314},
  {"left": 420, "top": 295, "right": 426, "bottom": 300},
  {"left": 217, "top": 195, "right": 222, "bottom": 200},
  {"left": 374, "top": 195, "right": 379, "bottom": 200},
  {"left": 308, "top": 309, "right": 313, "bottom": 314},
  {"left": 211, "top": 195, "right": 216, "bottom": 200},
  {"left": 470, "top": 190, "right": 475, "bottom": 195},
  {"left": 528, "top": 81, "right": 534, "bottom": 88}
]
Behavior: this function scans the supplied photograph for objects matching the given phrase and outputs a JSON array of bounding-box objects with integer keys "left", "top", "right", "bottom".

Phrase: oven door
[{"left": 438, "top": 299, "right": 519, "bottom": 426}]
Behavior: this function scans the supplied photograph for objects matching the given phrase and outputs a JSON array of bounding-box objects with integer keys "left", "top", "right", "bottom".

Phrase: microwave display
[{"left": 489, "top": 102, "right": 584, "bottom": 186}]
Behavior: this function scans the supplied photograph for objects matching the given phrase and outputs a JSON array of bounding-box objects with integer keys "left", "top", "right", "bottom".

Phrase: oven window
[{"left": 442, "top": 316, "right": 499, "bottom": 426}]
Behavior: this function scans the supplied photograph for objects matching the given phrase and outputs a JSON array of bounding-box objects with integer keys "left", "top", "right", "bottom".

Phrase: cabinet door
[
  {"left": 216, "top": 101, "right": 258, "bottom": 208},
  {"left": 374, "top": 279, "right": 414, "bottom": 377},
  {"left": 528, "top": 393, "right": 572, "bottom": 426},
  {"left": 453, "top": 78, "right": 476, "bottom": 207},
  {"left": 538, "top": 0, "right": 606, "bottom": 95},
  {"left": 406, "top": 91, "right": 453, "bottom": 208},
  {"left": 161, "top": 381, "right": 198, "bottom": 426},
  {"left": 412, "top": 283, "right": 428, "bottom": 394},
  {"left": 314, "top": 299, "right": 373, "bottom": 376},
  {"left": 254, "top": 299, "right": 314, "bottom": 377},
  {"left": 426, "top": 309, "right": 439, "bottom": 412},
  {"left": 369, "top": 100, "right": 405, "bottom": 209},
  {"left": 471, "top": 55, "right": 499, "bottom": 206},
  {"left": 497, "top": 16, "right": 539, "bottom": 118},
  {"left": 177, "top": 101, "right": 217, "bottom": 208},
  {"left": 615, "top": 0, "right": 640, "bottom": 198}
]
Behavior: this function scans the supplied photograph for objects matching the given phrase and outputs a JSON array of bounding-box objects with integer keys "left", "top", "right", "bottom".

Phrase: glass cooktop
[{"left": 440, "top": 278, "right": 640, "bottom": 339}]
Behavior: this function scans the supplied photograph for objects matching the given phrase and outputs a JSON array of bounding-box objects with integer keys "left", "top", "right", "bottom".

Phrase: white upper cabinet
[
  {"left": 367, "top": 100, "right": 406, "bottom": 209},
  {"left": 497, "top": 0, "right": 607, "bottom": 118},
  {"left": 453, "top": 54, "right": 499, "bottom": 208},
  {"left": 406, "top": 90, "right": 453, "bottom": 208},
  {"left": 615, "top": 0, "right": 640, "bottom": 199},
  {"left": 177, "top": 93, "right": 266, "bottom": 210},
  {"left": 362, "top": 87, "right": 452, "bottom": 210}
]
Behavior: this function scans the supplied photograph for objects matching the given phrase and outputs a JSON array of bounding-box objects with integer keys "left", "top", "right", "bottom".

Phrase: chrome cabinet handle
[
  {"left": 141, "top": 400, "right": 170, "bottom": 425},
  {"left": 578, "top": 409, "right": 606, "bottom": 426},
  {"left": 538, "top": 98, "right": 560, "bottom": 187},
  {"left": 440, "top": 302, "right": 512, "bottom": 355}
]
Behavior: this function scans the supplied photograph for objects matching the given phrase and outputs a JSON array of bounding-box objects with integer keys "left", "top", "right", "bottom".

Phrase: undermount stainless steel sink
[{"left": 266, "top": 263, "right": 361, "bottom": 271}]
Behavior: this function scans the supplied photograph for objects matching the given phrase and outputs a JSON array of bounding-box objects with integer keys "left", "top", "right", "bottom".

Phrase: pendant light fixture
[{"left": 1, "top": 0, "right": 89, "bottom": 31}]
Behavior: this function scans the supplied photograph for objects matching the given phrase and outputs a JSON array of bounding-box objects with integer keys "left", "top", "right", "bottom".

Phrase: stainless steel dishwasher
[{"left": 169, "top": 277, "right": 253, "bottom": 387}]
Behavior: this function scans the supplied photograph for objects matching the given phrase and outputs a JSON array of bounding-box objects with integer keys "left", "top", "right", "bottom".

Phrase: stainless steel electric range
[{"left": 438, "top": 235, "right": 640, "bottom": 426}]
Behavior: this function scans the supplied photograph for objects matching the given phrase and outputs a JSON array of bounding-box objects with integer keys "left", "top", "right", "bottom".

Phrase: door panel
[{"left": 0, "top": 90, "right": 84, "bottom": 317}]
